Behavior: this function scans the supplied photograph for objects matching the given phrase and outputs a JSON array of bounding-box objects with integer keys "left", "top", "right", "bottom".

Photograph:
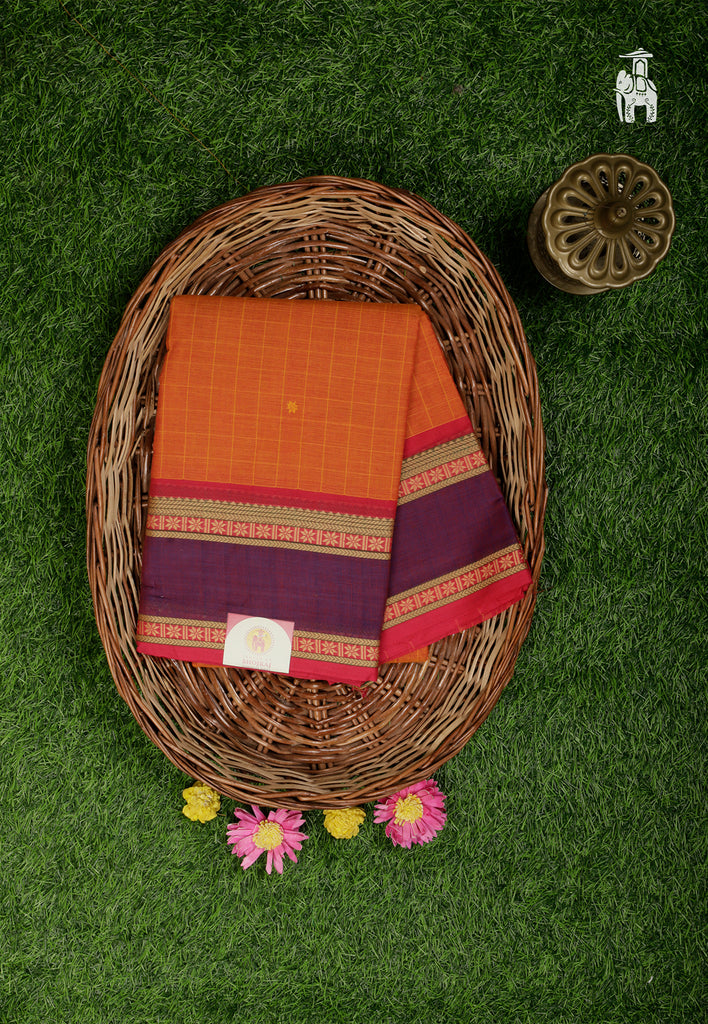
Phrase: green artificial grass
[{"left": 1, "top": 1, "right": 706, "bottom": 1021}]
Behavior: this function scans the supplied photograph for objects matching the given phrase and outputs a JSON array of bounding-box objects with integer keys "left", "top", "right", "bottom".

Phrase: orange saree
[{"left": 137, "top": 295, "right": 531, "bottom": 685}]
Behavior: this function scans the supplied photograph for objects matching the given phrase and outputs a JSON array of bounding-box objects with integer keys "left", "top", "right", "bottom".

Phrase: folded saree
[{"left": 136, "top": 295, "right": 532, "bottom": 686}]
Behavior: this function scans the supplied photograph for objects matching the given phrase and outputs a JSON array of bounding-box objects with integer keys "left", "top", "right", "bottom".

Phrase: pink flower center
[
  {"left": 253, "top": 820, "right": 284, "bottom": 850},
  {"left": 394, "top": 794, "right": 424, "bottom": 825}
]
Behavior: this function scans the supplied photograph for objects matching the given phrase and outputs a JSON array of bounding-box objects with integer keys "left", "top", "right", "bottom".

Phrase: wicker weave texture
[{"left": 86, "top": 176, "right": 546, "bottom": 809}]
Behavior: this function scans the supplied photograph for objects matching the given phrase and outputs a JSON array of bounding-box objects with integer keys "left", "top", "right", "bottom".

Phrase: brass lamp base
[
  {"left": 527, "top": 189, "right": 601, "bottom": 294},
  {"left": 527, "top": 154, "right": 675, "bottom": 294}
]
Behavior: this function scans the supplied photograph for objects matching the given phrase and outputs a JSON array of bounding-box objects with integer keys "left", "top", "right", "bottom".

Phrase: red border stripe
[
  {"left": 402, "top": 416, "right": 472, "bottom": 458},
  {"left": 150, "top": 478, "right": 397, "bottom": 517},
  {"left": 379, "top": 572, "right": 531, "bottom": 662},
  {"left": 135, "top": 641, "right": 376, "bottom": 685}
]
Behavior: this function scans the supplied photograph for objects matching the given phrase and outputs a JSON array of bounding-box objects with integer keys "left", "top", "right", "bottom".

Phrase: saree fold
[{"left": 136, "top": 295, "right": 532, "bottom": 687}]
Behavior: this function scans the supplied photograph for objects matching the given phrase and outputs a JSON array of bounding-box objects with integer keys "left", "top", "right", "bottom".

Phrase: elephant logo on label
[
  {"left": 246, "top": 626, "right": 273, "bottom": 654},
  {"left": 616, "top": 50, "right": 657, "bottom": 123}
]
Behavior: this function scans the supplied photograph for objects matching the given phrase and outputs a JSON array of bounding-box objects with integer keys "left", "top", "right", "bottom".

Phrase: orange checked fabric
[
  {"left": 151, "top": 297, "right": 460, "bottom": 500},
  {"left": 137, "top": 295, "right": 532, "bottom": 686}
]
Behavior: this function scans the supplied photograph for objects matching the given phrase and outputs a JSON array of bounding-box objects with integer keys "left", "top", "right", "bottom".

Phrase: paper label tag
[{"left": 223, "top": 614, "right": 294, "bottom": 673}]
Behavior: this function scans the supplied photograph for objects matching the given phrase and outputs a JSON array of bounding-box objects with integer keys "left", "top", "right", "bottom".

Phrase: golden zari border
[
  {"left": 398, "top": 436, "right": 488, "bottom": 504},
  {"left": 146, "top": 499, "right": 393, "bottom": 558}
]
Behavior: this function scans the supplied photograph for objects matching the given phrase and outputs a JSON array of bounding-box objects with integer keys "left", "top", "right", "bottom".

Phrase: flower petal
[
  {"left": 232, "top": 809, "right": 259, "bottom": 829},
  {"left": 373, "top": 803, "right": 394, "bottom": 823},
  {"left": 284, "top": 843, "right": 300, "bottom": 863},
  {"left": 239, "top": 845, "right": 264, "bottom": 870},
  {"left": 280, "top": 828, "right": 306, "bottom": 848}
]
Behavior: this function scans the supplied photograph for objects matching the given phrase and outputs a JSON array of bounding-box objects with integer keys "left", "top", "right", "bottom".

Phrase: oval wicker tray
[{"left": 86, "top": 176, "right": 546, "bottom": 809}]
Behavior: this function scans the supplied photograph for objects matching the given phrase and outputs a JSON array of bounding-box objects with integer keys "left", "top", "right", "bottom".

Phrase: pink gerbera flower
[
  {"left": 227, "top": 805, "right": 308, "bottom": 874},
  {"left": 373, "top": 779, "right": 446, "bottom": 848}
]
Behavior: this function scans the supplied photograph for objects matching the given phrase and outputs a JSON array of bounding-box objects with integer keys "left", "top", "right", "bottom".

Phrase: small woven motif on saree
[{"left": 136, "top": 295, "right": 532, "bottom": 687}]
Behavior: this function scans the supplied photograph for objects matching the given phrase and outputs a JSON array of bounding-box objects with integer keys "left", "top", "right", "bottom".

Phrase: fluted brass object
[{"left": 527, "top": 154, "right": 675, "bottom": 294}]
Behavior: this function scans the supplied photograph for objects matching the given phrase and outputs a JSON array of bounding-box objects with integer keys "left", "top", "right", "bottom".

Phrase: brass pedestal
[{"left": 528, "top": 154, "right": 674, "bottom": 294}]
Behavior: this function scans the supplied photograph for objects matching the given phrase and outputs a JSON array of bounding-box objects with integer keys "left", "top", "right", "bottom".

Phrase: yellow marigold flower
[
  {"left": 182, "top": 782, "right": 221, "bottom": 822},
  {"left": 323, "top": 806, "right": 366, "bottom": 839}
]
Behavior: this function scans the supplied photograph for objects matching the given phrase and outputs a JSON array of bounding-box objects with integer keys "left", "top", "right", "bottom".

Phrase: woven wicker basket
[{"left": 86, "top": 176, "right": 546, "bottom": 809}]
